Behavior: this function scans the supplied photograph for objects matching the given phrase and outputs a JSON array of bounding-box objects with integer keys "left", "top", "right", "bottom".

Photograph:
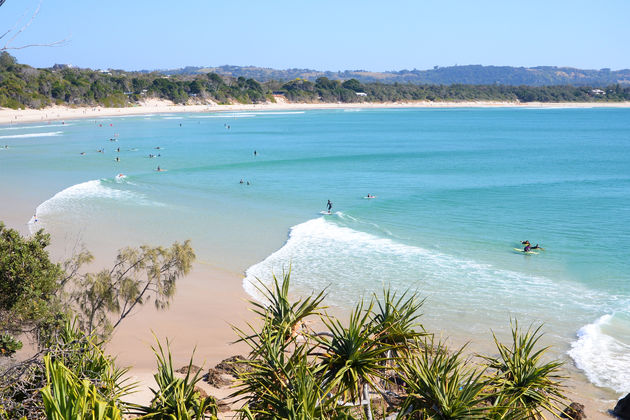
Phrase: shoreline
[
  {"left": 2, "top": 99, "right": 630, "bottom": 125},
  {"left": 1, "top": 108, "right": 623, "bottom": 418}
]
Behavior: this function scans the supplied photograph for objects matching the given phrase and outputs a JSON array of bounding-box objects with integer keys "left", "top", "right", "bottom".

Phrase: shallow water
[{"left": 1, "top": 107, "right": 629, "bottom": 395}]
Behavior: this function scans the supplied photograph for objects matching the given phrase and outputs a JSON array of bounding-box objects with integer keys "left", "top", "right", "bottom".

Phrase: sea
[{"left": 1, "top": 107, "right": 629, "bottom": 396}]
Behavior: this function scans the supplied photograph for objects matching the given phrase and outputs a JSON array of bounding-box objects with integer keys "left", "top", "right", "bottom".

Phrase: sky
[{"left": 1, "top": 0, "right": 629, "bottom": 72}]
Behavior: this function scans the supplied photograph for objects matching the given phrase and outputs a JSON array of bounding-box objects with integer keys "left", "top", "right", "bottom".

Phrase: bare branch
[{"left": 3, "top": 0, "right": 41, "bottom": 50}]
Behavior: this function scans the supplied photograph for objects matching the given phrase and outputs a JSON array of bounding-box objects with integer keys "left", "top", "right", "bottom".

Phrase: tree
[
  {"left": 0, "top": 223, "right": 66, "bottom": 345},
  {"left": 72, "top": 241, "right": 195, "bottom": 338}
]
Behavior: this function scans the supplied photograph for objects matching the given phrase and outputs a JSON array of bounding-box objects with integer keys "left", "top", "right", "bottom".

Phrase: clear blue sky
[{"left": 2, "top": 0, "right": 629, "bottom": 71}]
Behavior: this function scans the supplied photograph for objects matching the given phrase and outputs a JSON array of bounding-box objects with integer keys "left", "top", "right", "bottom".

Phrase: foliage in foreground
[
  {"left": 232, "top": 274, "right": 569, "bottom": 419},
  {"left": 130, "top": 338, "right": 218, "bottom": 420}
]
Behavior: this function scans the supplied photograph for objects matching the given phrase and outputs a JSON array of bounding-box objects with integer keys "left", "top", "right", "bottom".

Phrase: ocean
[{"left": 1, "top": 107, "right": 629, "bottom": 395}]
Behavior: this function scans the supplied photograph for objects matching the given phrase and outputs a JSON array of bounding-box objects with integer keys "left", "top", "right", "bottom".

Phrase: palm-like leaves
[
  {"left": 397, "top": 339, "right": 487, "bottom": 419},
  {"left": 133, "top": 338, "right": 217, "bottom": 420},
  {"left": 247, "top": 270, "right": 326, "bottom": 343},
  {"left": 40, "top": 355, "right": 123, "bottom": 420},
  {"left": 232, "top": 317, "right": 343, "bottom": 420},
  {"left": 318, "top": 301, "right": 392, "bottom": 402},
  {"left": 370, "top": 288, "right": 426, "bottom": 353},
  {"left": 483, "top": 321, "right": 567, "bottom": 419}
]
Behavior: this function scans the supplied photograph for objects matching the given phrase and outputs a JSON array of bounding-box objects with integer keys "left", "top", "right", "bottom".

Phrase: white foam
[
  {"left": 191, "top": 114, "right": 256, "bottom": 119},
  {"left": 568, "top": 314, "right": 630, "bottom": 393},
  {"left": 0, "top": 131, "right": 63, "bottom": 139},
  {"left": 243, "top": 217, "right": 630, "bottom": 391},
  {"left": 29, "top": 178, "right": 162, "bottom": 234},
  {"left": 0, "top": 123, "right": 71, "bottom": 130}
]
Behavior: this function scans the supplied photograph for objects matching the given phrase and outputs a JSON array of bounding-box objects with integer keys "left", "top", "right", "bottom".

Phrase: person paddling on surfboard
[
  {"left": 326, "top": 200, "right": 332, "bottom": 213},
  {"left": 531, "top": 244, "right": 543, "bottom": 250},
  {"left": 524, "top": 243, "right": 532, "bottom": 252}
]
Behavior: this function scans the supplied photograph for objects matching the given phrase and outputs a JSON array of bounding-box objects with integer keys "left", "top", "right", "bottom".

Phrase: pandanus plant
[{"left": 482, "top": 320, "right": 567, "bottom": 419}]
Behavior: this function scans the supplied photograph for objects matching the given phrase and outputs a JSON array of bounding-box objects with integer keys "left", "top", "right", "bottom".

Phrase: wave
[
  {"left": 0, "top": 123, "right": 71, "bottom": 131},
  {"left": 191, "top": 114, "right": 256, "bottom": 119},
  {"left": 28, "top": 178, "right": 162, "bottom": 233},
  {"left": 243, "top": 216, "right": 630, "bottom": 392},
  {"left": 0, "top": 131, "right": 63, "bottom": 139},
  {"left": 568, "top": 314, "right": 630, "bottom": 393}
]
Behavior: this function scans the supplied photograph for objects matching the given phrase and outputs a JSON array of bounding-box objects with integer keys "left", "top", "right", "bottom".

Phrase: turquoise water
[{"left": 1, "top": 108, "right": 629, "bottom": 394}]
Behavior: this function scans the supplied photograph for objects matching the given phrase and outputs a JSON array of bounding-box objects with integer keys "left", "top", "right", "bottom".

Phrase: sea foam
[
  {"left": 568, "top": 314, "right": 630, "bottom": 393},
  {"left": 29, "top": 178, "right": 161, "bottom": 233},
  {"left": 0, "top": 131, "right": 63, "bottom": 139}
]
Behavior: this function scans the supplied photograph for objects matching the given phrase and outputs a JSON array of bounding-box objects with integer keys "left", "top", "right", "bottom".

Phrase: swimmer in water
[
  {"left": 240, "top": 179, "right": 244, "bottom": 184},
  {"left": 115, "top": 157, "right": 120, "bottom": 162}
]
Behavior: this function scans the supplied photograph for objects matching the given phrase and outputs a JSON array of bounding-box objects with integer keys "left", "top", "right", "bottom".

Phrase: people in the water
[
  {"left": 366, "top": 194, "right": 375, "bottom": 198},
  {"left": 239, "top": 179, "right": 244, "bottom": 184},
  {"left": 521, "top": 241, "right": 542, "bottom": 251},
  {"left": 254, "top": 150, "right": 257, "bottom": 156},
  {"left": 326, "top": 200, "right": 332, "bottom": 212},
  {"left": 115, "top": 157, "right": 120, "bottom": 162}
]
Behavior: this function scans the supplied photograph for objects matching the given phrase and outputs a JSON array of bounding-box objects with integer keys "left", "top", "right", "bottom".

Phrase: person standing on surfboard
[{"left": 326, "top": 200, "right": 332, "bottom": 213}]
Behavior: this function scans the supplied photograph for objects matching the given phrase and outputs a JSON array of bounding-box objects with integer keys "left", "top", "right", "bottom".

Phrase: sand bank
[{"left": 1, "top": 98, "right": 630, "bottom": 125}]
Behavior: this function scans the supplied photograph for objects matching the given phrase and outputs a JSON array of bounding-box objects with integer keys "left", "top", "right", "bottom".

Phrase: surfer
[
  {"left": 115, "top": 157, "right": 120, "bottom": 162},
  {"left": 524, "top": 243, "right": 532, "bottom": 252},
  {"left": 326, "top": 200, "right": 332, "bottom": 213},
  {"left": 239, "top": 179, "right": 244, "bottom": 184},
  {"left": 254, "top": 150, "right": 257, "bottom": 156},
  {"left": 157, "top": 166, "right": 162, "bottom": 171},
  {"left": 521, "top": 240, "right": 530, "bottom": 245},
  {"left": 531, "top": 244, "right": 543, "bottom": 250}
]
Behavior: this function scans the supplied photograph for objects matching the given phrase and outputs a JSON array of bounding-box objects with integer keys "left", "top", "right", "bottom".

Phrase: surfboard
[
  {"left": 513, "top": 248, "right": 538, "bottom": 255},
  {"left": 363, "top": 196, "right": 377, "bottom": 199},
  {"left": 319, "top": 211, "right": 332, "bottom": 215}
]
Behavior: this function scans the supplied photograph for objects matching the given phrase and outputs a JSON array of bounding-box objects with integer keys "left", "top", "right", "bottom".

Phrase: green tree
[
  {"left": 72, "top": 241, "right": 195, "bottom": 338},
  {"left": 0, "top": 223, "right": 65, "bottom": 345}
]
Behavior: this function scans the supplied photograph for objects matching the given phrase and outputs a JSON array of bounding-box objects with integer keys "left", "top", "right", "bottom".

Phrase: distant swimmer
[
  {"left": 116, "top": 147, "right": 120, "bottom": 152},
  {"left": 155, "top": 146, "right": 161, "bottom": 150},
  {"left": 240, "top": 179, "right": 244, "bottom": 184},
  {"left": 246, "top": 181, "right": 250, "bottom": 185},
  {"left": 156, "top": 166, "right": 166, "bottom": 172},
  {"left": 80, "top": 152, "right": 86, "bottom": 155},
  {"left": 326, "top": 200, "right": 332, "bottom": 213},
  {"left": 115, "top": 157, "right": 120, "bottom": 162},
  {"left": 254, "top": 150, "right": 257, "bottom": 156}
]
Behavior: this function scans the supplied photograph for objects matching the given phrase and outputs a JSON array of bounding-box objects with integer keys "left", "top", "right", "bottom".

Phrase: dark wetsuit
[
  {"left": 327, "top": 200, "right": 332, "bottom": 212},
  {"left": 524, "top": 245, "right": 532, "bottom": 252}
]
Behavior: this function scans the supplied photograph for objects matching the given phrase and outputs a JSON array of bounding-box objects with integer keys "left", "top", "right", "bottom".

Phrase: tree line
[{"left": 1, "top": 52, "right": 630, "bottom": 110}]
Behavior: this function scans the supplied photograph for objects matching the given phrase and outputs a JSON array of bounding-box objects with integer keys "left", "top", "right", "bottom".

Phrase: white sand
[{"left": 1, "top": 98, "right": 630, "bottom": 125}]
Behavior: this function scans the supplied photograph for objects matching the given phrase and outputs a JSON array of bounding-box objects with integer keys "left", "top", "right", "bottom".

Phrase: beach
[
  {"left": 2, "top": 98, "right": 630, "bottom": 125},
  {"left": 2, "top": 106, "right": 628, "bottom": 419}
]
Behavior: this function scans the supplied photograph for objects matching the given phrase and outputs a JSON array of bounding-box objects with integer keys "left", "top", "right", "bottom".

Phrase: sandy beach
[{"left": 2, "top": 98, "right": 630, "bottom": 125}]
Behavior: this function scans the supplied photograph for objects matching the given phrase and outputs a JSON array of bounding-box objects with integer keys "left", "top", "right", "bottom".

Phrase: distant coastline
[{"left": 2, "top": 99, "right": 630, "bottom": 125}]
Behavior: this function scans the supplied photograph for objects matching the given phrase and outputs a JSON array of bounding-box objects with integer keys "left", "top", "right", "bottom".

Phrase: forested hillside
[
  {"left": 163, "top": 64, "right": 630, "bottom": 86},
  {"left": 1, "top": 52, "right": 629, "bottom": 109}
]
